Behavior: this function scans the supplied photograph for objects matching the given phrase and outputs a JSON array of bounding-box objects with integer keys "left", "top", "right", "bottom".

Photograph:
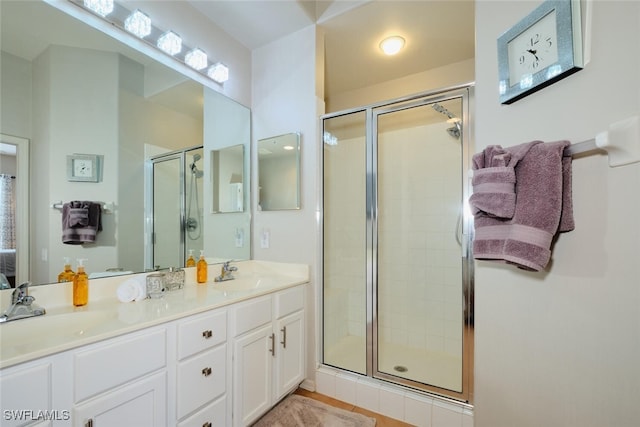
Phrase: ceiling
[{"left": 185, "top": 0, "right": 475, "bottom": 98}]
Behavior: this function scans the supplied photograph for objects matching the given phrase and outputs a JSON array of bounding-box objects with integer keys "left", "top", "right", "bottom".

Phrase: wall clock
[
  {"left": 497, "top": 0, "right": 583, "bottom": 104},
  {"left": 67, "top": 154, "right": 102, "bottom": 182}
]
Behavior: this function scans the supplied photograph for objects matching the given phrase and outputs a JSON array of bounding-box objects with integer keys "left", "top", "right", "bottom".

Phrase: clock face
[
  {"left": 73, "top": 159, "right": 93, "bottom": 177},
  {"left": 507, "top": 10, "right": 559, "bottom": 87}
]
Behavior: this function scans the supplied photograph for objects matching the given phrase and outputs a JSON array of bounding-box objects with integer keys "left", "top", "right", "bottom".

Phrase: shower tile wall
[{"left": 377, "top": 123, "right": 462, "bottom": 359}]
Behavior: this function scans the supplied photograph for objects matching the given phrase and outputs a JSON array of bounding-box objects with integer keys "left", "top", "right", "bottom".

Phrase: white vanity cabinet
[
  {"left": 175, "top": 309, "right": 229, "bottom": 427},
  {"left": 230, "top": 285, "right": 305, "bottom": 427},
  {"left": 72, "top": 326, "right": 167, "bottom": 427},
  {"left": 0, "top": 355, "right": 69, "bottom": 427}
]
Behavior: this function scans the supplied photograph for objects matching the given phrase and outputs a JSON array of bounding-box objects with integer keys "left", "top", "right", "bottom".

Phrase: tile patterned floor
[{"left": 293, "top": 388, "right": 414, "bottom": 427}]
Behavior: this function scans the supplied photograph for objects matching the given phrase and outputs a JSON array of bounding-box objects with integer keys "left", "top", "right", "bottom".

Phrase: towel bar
[
  {"left": 563, "top": 114, "right": 640, "bottom": 167},
  {"left": 51, "top": 201, "right": 114, "bottom": 213}
]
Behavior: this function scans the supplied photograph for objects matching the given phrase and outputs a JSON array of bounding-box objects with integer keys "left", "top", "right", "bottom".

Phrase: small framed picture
[{"left": 67, "top": 154, "right": 102, "bottom": 182}]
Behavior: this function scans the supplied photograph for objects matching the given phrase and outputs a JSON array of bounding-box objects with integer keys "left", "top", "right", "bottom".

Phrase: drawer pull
[
  {"left": 203, "top": 423, "right": 212, "bottom": 427},
  {"left": 202, "top": 330, "right": 213, "bottom": 339},
  {"left": 202, "top": 367, "right": 212, "bottom": 377},
  {"left": 269, "top": 333, "right": 276, "bottom": 357},
  {"left": 280, "top": 326, "right": 287, "bottom": 348},
  {"left": 85, "top": 420, "right": 94, "bottom": 427}
]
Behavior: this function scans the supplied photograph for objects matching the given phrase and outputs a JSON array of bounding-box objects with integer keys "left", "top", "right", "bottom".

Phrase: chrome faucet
[
  {"left": 214, "top": 261, "right": 238, "bottom": 282},
  {"left": 0, "top": 282, "right": 46, "bottom": 323}
]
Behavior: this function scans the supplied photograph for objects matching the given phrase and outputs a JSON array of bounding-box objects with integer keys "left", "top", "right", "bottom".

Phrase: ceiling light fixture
[
  {"left": 379, "top": 36, "right": 405, "bottom": 56},
  {"left": 124, "top": 9, "right": 151, "bottom": 38},
  {"left": 83, "top": 0, "right": 114, "bottom": 17},
  {"left": 208, "top": 62, "right": 229, "bottom": 83}
]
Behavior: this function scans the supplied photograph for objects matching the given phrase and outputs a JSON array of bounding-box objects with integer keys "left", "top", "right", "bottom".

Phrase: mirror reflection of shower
[
  {"left": 186, "top": 152, "right": 203, "bottom": 240},
  {"left": 432, "top": 102, "right": 462, "bottom": 139}
]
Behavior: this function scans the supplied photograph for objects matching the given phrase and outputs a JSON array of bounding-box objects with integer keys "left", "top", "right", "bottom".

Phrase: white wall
[
  {"left": 474, "top": 2, "right": 640, "bottom": 426},
  {"left": 251, "top": 25, "right": 324, "bottom": 382}
]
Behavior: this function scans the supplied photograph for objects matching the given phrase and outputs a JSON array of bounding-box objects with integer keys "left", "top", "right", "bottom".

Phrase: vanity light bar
[
  {"left": 70, "top": 0, "right": 230, "bottom": 85},
  {"left": 83, "top": 0, "right": 113, "bottom": 17},
  {"left": 208, "top": 62, "right": 229, "bottom": 83},
  {"left": 157, "top": 31, "right": 182, "bottom": 56},
  {"left": 185, "top": 48, "right": 208, "bottom": 70},
  {"left": 124, "top": 9, "right": 151, "bottom": 39}
]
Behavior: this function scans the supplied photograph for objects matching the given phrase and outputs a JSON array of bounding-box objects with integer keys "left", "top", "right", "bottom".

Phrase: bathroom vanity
[{"left": 0, "top": 260, "right": 308, "bottom": 427}]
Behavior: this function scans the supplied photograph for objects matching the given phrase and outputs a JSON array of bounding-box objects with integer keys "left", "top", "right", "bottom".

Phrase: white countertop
[{"left": 0, "top": 260, "right": 309, "bottom": 369}]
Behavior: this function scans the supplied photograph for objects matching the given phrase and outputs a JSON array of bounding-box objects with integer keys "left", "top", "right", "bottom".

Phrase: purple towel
[
  {"left": 472, "top": 141, "right": 574, "bottom": 271},
  {"left": 469, "top": 141, "right": 540, "bottom": 218},
  {"left": 62, "top": 201, "right": 102, "bottom": 244}
]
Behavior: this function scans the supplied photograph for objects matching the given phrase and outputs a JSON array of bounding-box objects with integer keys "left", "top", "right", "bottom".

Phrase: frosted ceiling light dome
[
  {"left": 379, "top": 36, "right": 405, "bottom": 56},
  {"left": 208, "top": 62, "right": 229, "bottom": 83},
  {"left": 124, "top": 10, "right": 151, "bottom": 38},
  {"left": 157, "top": 31, "right": 182, "bottom": 56},
  {"left": 84, "top": 0, "right": 114, "bottom": 17},
  {"left": 185, "top": 48, "right": 208, "bottom": 71}
]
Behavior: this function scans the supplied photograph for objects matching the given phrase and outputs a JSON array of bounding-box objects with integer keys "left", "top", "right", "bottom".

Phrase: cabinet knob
[
  {"left": 202, "top": 330, "right": 213, "bottom": 339},
  {"left": 202, "top": 367, "right": 212, "bottom": 377},
  {"left": 203, "top": 423, "right": 212, "bottom": 427}
]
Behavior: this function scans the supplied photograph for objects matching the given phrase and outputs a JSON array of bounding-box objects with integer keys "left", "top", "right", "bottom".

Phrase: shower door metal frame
[
  {"left": 145, "top": 145, "right": 203, "bottom": 271},
  {"left": 321, "top": 84, "right": 475, "bottom": 404}
]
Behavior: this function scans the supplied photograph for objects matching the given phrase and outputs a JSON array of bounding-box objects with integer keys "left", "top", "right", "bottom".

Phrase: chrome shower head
[
  {"left": 447, "top": 125, "right": 461, "bottom": 139},
  {"left": 192, "top": 153, "right": 201, "bottom": 162}
]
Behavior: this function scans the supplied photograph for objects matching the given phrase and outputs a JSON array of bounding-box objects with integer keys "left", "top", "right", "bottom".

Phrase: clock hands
[{"left": 526, "top": 48, "right": 539, "bottom": 61}]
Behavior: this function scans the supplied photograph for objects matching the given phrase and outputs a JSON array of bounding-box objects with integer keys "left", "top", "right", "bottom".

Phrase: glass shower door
[
  {"left": 323, "top": 110, "right": 368, "bottom": 375},
  {"left": 373, "top": 98, "right": 464, "bottom": 393},
  {"left": 152, "top": 154, "right": 183, "bottom": 270}
]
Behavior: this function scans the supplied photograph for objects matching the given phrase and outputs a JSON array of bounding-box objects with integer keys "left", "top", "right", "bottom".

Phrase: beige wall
[{"left": 474, "top": 1, "right": 640, "bottom": 426}]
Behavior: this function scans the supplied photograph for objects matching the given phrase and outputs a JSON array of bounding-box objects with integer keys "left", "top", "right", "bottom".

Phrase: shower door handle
[{"left": 280, "top": 326, "right": 287, "bottom": 348}]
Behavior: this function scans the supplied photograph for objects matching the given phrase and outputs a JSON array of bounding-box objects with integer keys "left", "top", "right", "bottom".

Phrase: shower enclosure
[
  {"left": 322, "top": 86, "right": 474, "bottom": 402},
  {"left": 147, "top": 146, "right": 204, "bottom": 270}
]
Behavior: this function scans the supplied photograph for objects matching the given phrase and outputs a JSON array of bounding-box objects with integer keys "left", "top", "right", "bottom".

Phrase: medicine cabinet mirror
[
  {"left": 258, "top": 133, "right": 301, "bottom": 211},
  {"left": 211, "top": 144, "right": 245, "bottom": 213}
]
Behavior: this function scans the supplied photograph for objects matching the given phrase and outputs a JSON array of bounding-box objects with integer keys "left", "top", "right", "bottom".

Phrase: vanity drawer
[
  {"left": 177, "top": 396, "right": 227, "bottom": 427},
  {"left": 177, "top": 344, "right": 227, "bottom": 419},
  {"left": 178, "top": 309, "right": 227, "bottom": 360},
  {"left": 74, "top": 328, "right": 166, "bottom": 402},
  {"left": 232, "top": 295, "right": 272, "bottom": 337},
  {"left": 275, "top": 285, "right": 304, "bottom": 319}
]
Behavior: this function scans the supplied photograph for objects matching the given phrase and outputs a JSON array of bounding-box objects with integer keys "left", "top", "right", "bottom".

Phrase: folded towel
[
  {"left": 469, "top": 141, "right": 540, "bottom": 218},
  {"left": 68, "top": 208, "right": 89, "bottom": 227},
  {"left": 472, "top": 140, "right": 574, "bottom": 271},
  {"left": 62, "top": 201, "right": 102, "bottom": 244}
]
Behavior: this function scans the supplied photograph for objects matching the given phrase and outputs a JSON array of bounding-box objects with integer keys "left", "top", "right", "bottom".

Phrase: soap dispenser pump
[
  {"left": 58, "top": 257, "right": 75, "bottom": 283},
  {"left": 197, "top": 250, "right": 207, "bottom": 284},
  {"left": 73, "top": 259, "right": 89, "bottom": 307},
  {"left": 186, "top": 249, "right": 196, "bottom": 267}
]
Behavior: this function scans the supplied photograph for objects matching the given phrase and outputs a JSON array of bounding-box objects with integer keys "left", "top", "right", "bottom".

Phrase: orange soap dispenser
[
  {"left": 73, "top": 258, "right": 89, "bottom": 307},
  {"left": 186, "top": 249, "right": 196, "bottom": 267},
  {"left": 197, "top": 250, "right": 207, "bottom": 284},
  {"left": 58, "top": 257, "right": 75, "bottom": 283}
]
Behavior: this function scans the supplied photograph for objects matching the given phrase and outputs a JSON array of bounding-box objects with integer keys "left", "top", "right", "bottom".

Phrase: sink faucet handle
[{"left": 12, "top": 282, "right": 32, "bottom": 304}]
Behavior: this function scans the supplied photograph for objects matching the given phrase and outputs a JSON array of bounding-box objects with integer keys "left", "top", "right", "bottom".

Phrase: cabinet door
[
  {"left": 74, "top": 372, "right": 166, "bottom": 427},
  {"left": 232, "top": 323, "right": 273, "bottom": 427},
  {"left": 274, "top": 310, "right": 304, "bottom": 400}
]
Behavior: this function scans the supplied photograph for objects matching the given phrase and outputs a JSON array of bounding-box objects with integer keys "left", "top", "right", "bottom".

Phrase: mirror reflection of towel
[
  {"left": 62, "top": 201, "right": 102, "bottom": 244},
  {"left": 69, "top": 208, "right": 89, "bottom": 227}
]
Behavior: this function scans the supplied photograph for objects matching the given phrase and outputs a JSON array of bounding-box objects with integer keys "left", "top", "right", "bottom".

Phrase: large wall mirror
[
  {"left": 0, "top": 1, "right": 251, "bottom": 286},
  {"left": 258, "top": 133, "right": 301, "bottom": 211},
  {"left": 212, "top": 145, "right": 245, "bottom": 213}
]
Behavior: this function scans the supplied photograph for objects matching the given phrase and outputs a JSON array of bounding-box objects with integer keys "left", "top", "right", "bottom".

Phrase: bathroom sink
[
  {"left": 0, "top": 310, "right": 115, "bottom": 350},
  {"left": 211, "top": 275, "right": 278, "bottom": 292}
]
